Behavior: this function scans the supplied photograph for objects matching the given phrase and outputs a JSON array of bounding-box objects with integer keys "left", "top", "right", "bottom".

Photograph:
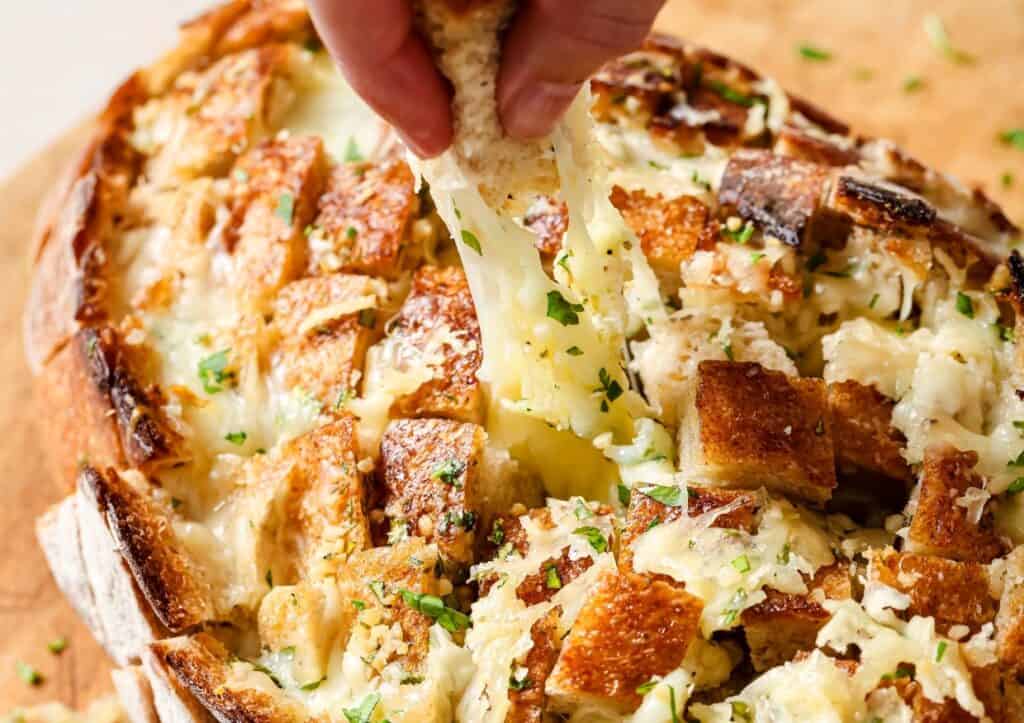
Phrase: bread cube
[
  {"left": 680, "top": 361, "right": 837, "bottom": 506},
  {"left": 906, "top": 446, "right": 1006, "bottom": 563},
  {"left": 545, "top": 572, "right": 702, "bottom": 714}
]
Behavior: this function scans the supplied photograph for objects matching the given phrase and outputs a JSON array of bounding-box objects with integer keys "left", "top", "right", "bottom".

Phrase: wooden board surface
[{"left": 0, "top": 0, "right": 1021, "bottom": 713}]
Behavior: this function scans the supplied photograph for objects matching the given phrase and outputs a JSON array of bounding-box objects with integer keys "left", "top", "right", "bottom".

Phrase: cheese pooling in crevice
[{"left": 414, "top": 89, "right": 669, "bottom": 503}]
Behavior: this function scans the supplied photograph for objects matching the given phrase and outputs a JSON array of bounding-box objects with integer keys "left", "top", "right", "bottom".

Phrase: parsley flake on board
[
  {"left": 798, "top": 44, "right": 832, "bottom": 61},
  {"left": 923, "top": 14, "right": 975, "bottom": 65},
  {"left": 1000, "top": 129, "right": 1024, "bottom": 151},
  {"left": 16, "top": 661, "right": 42, "bottom": 686},
  {"left": 546, "top": 290, "right": 584, "bottom": 326}
]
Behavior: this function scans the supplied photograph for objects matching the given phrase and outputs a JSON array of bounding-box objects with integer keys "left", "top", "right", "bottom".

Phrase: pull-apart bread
[{"left": 24, "top": 0, "right": 1024, "bottom": 721}]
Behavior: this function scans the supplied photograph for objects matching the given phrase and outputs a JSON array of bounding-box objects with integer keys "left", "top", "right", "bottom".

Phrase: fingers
[
  {"left": 306, "top": 0, "right": 453, "bottom": 157},
  {"left": 498, "top": 0, "right": 666, "bottom": 139}
]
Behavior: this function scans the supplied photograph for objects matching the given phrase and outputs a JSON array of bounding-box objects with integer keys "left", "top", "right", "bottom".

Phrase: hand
[{"left": 307, "top": 0, "right": 666, "bottom": 158}]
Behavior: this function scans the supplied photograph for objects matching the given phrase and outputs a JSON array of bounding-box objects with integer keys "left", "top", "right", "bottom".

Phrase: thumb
[{"left": 497, "top": 0, "right": 666, "bottom": 140}]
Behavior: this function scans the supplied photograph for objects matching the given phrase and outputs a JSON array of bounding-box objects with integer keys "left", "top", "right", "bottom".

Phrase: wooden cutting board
[{"left": 1, "top": 0, "right": 1021, "bottom": 713}]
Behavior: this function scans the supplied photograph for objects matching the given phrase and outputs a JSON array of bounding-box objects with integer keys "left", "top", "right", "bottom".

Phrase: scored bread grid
[{"left": 22, "top": 0, "right": 1024, "bottom": 721}]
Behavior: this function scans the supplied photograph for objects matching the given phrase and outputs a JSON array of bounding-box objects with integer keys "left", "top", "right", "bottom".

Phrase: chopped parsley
[
  {"left": 691, "top": 170, "right": 712, "bottom": 191},
  {"left": 597, "top": 368, "right": 624, "bottom": 404},
  {"left": 346, "top": 225, "right": 358, "bottom": 240},
  {"left": 442, "top": 510, "right": 477, "bottom": 531},
  {"left": 999, "top": 129, "right": 1024, "bottom": 151},
  {"left": 880, "top": 665, "right": 915, "bottom": 682},
  {"left": 573, "top": 526, "right": 608, "bottom": 553},
  {"left": 16, "top": 662, "right": 42, "bottom": 686},
  {"left": 574, "top": 500, "right": 594, "bottom": 520},
  {"left": 955, "top": 291, "right": 974, "bottom": 318},
  {"left": 351, "top": 599, "right": 367, "bottom": 611},
  {"left": 399, "top": 590, "right": 471, "bottom": 632},
  {"left": 401, "top": 674, "right": 425, "bottom": 685},
  {"left": 720, "top": 589, "right": 748, "bottom": 626},
  {"left": 508, "top": 672, "right": 531, "bottom": 691},
  {"left": 488, "top": 519, "right": 505, "bottom": 546},
  {"left": 638, "top": 484, "right": 685, "bottom": 507},
  {"left": 369, "top": 580, "right": 386, "bottom": 603},
  {"left": 432, "top": 459, "right": 466, "bottom": 486},
  {"left": 566, "top": 346, "right": 584, "bottom": 356},
  {"left": 723, "top": 220, "right": 755, "bottom": 244},
  {"left": 731, "top": 555, "right": 751, "bottom": 573},
  {"left": 1008, "top": 478, "right": 1024, "bottom": 495},
  {"left": 705, "top": 80, "right": 755, "bottom": 107},
  {"left": 636, "top": 679, "right": 658, "bottom": 695},
  {"left": 750, "top": 252, "right": 765, "bottom": 264},
  {"left": 936, "top": 640, "right": 948, "bottom": 662},
  {"left": 1008, "top": 451, "right": 1024, "bottom": 467},
  {"left": 545, "top": 565, "right": 562, "bottom": 590},
  {"left": 1002, "top": 172, "right": 1015, "bottom": 189},
  {"left": 996, "top": 322, "right": 1015, "bottom": 343},
  {"left": 275, "top": 193, "right": 295, "bottom": 225},
  {"left": 730, "top": 701, "right": 754, "bottom": 723},
  {"left": 224, "top": 431, "right": 247, "bottom": 446},
  {"left": 47, "top": 638, "right": 67, "bottom": 655},
  {"left": 869, "top": 292, "right": 880, "bottom": 309},
  {"left": 903, "top": 75, "right": 925, "bottom": 93},
  {"left": 723, "top": 341, "right": 734, "bottom": 361},
  {"left": 923, "top": 14, "right": 975, "bottom": 64},
  {"left": 198, "top": 349, "right": 233, "bottom": 394},
  {"left": 798, "top": 44, "right": 832, "bottom": 61},
  {"left": 460, "top": 229, "right": 483, "bottom": 255},
  {"left": 344, "top": 138, "right": 365, "bottom": 163},
  {"left": 777, "top": 543, "right": 792, "bottom": 565},
  {"left": 343, "top": 692, "right": 380, "bottom": 723},
  {"left": 617, "top": 483, "right": 631, "bottom": 507},
  {"left": 546, "top": 290, "right": 584, "bottom": 326},
  {"left": 669, "top": 685, "right": 681, "bottom": 723}
]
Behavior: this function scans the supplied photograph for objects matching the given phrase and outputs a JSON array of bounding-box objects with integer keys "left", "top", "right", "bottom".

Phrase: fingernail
[
  {"left": 501, "top": 81, "right": 582, "bottom": 140},
  {"left": 396, "top": 125, "right": 451, "bottom": 159}
]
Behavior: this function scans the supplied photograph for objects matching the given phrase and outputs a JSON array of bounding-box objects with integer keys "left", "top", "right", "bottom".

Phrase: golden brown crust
[
  {"left": 151, "top": 634, "right": 312, "bottom": 723},
  {"left": 546, "top": 572, "right": 702, "bottom": 714},
  {"left": 689, "top": 361, "right": 837, "bottom": 506},
  {"left": 828, "top": 380, "right": 912, "bottom": 484},
  {"left": 229, "top": 135, "right": 329, "bottom": 309},
  {"left": 907, "top": 446, "right": 1007, "bottom": 563},
  {"left": 515, "top": 548, "right": 595, "bottom": 606},
  {"left": 620, "top": 486, "right": 760, "bottom": 570},
  {"left": 387, "top": 265, "right": 484, "bottom": 423},
  {"left": 379, "top": 417, "right": 486, "bottom": 567},
  {"left": 741, "top": 564, "right": 852, "bottom": 672},
  {"left": 271, "top": 274, "right": 382, "bottom": 409},
  {"left": 310, "top": 157, "right": 420, "bottom": 279},
  {"left": 609, "top": 187, "right": 711, "bottom": 275},
  {"left": 80, "top": 465, "right": 213, "bottom": 632},
  {"left": 507, "top": 607, "right": 562, "bottom": 723},
  {"left": 868, "top": 550, "right": 996, "bottom": 635}
]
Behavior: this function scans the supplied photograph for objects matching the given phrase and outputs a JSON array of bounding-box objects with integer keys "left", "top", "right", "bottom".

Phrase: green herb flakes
[
  {"left": 224, "top": 431, "right": 247, "bottom": 446},
  {"left": 798, "top": 44, "right": 832, "bottom": 61},
  {"left": 198, "top": 349, "right": 233, "bottom": 394},
  {"left": 923, "top": 14, "right": 975, "bottom": 65},
  {"left": 398, "top": 590, "right": 471, "bottom": 632},
  {"left": 16, "top": 661, "right": 42, "bottom": 686},
  {"left": 344, "top": 138, "right": 365, "bottom": 163},
  {"left": 731, "top": 555, "right": 751, "bottom": 573},
  {"left": 343, "top": 692, "right": 380, "bottom": 723},
  {"left": 432, "top": 459, "right": 466, "bottom": 486},
  {"left": 47, "top": 638, "right": 67, "bottom": 655},
  {"left": 461, "top": 229, "right": 482, "bottom": 255},
  {"left": 956, "top": 291, "right": 974, "bottom": 319},
  {"left": 999, "top": 129, "right": 1024, "bottom": 151},
  {"left": 573, "top": 526, "right": 608, "bottom": 553},
  {"left": 546, "top": 290, "right": 584, "bottom": 326},
  {"left": 639, "top": 484, "right": 685, "bottom": 508}
]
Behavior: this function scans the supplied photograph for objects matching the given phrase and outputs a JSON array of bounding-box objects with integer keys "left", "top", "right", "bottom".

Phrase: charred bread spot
[
  {"left": 830, "top": 175, "right": 936, "bottom": 229},
  {"left": 741, "top": 564, "right": 851, "bottom": 671},
  {"left": 545, "top": 571, "right": 702, "bottom": 714},
  {"left": 309, "top": 156, "right": 420, "bottom": 279},
  {"left": 718, "top": 150, "right": 831, "bottom": 248},
  {"left": 79, "top": 465, "right": 213, "bottom": 632},
  {"left": 906, "top": 445, "right": 1007, "bottom": 563},
  {"left": 507, "top": 607, "right": 562, "bottom": 723},
  {"left": 385, "top": 266, "right": 484, "bottom": 423},
  {"left": 682, "top": 361, "right": 837, "bottom": 506},
  {"left": 867, "top": 550, "right": 996, "bottom": 636},
  {"left": 774, "top": 124, "right": 860, "bottom": 167},
  {"left": 620, "top": 486, "right": 760, "bottom": 570},
  {"left": 82, "top": 327, "right": 186, "bottom": 471}
]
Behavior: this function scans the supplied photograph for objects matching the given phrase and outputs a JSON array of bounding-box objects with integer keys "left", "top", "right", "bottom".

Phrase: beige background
[{"left": 1, "top": 0, "right": 1022, "bottom": 713}]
